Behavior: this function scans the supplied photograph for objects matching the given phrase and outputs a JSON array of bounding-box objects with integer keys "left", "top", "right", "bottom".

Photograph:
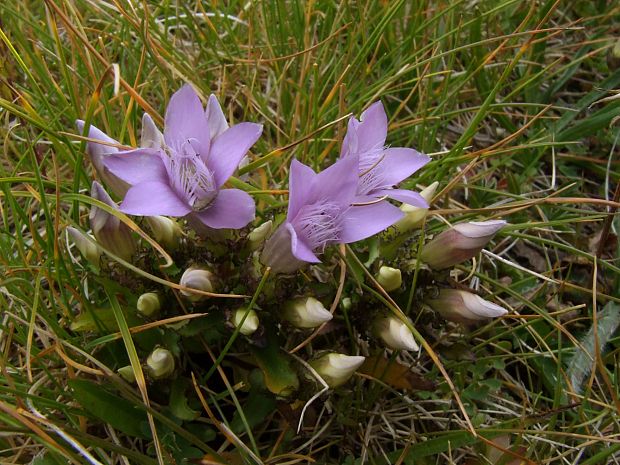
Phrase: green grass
[{"left": 2, "top": 0, "right": 620, "bottom": 464}]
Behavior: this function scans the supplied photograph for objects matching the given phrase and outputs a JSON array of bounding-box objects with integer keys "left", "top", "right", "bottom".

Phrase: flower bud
[
  {"left": 420, "top": 220, "right": 506, "bottom": 270},
  {"left": 247, "top": 220, "right": 273, "bottom": 251},
  {"left": 309, "top": 353, "right": 365, "bottom": 388},
  {"left": 374, "top": 315, "right": 419, "bottom": 351},
  {"left": 67, "top": 227, "right": 101, "bottom": 267},
  {"left": 394, "top": 181, "right": 439, "bottom": 232},
  {"left": 137, "top": 292, "right": 161, "bottom": 317},
  {"left": 233, "top": 308, "right": 259, "bottom": 336},
  {"left": 146, "top": 348, "right": 175, "bottom": 379},
  {"left": 179, "top": 267, "right": 215, "bottom": 301},
  {"left": 260, "top": 225, "right": 306, "bottom": 274},
  {"left": 427, "top": 289, "right": 507, "bottom": 324},
  {"left": 146, "top": 216, "right": 182, "bottom": 251},
  {"left": 284, "top": 297, "right": 333, "bottom": 329},
  {"left": 117, "top": 365, "right": 136, "bottom": 383},
  {"left": 89, "top": 181, "right": 136, "bottom": 261},
  {"left": 376, "top": 266, "right": 402, "bottom": 292}
]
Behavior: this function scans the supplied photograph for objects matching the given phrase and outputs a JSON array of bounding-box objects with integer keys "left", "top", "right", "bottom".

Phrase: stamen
[
  {"left": 162, "top": 142, "right": 217, "bottom": 211},
  {"left": 356, "top": 147, "right": 390, "bottom": 196},
  {"left": 351, "top": 195, "right": 388, "bottom": 206},
  {"left": 358, "top": 168, "right": 383, "bottom": 195},
  {"left": 295, "top": 201, "right": 342, "bottom": 253}
]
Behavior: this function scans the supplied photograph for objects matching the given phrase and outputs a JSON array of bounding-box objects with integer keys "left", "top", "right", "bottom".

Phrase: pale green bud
[
  {"left": 309, "top": 353, "right": 365, "bottom": 388},
  {"left": 394, "top": 182, "right": 438, "bottom": 232},
  {"left": 117, "top": 365, "right": 136, "bottom": 383},
  {"left": 67, "top": 227, "right": 101, "bottom": 267},
  {"left": 341, "top": 297, "right": 352, "bottom": 310},
  {"left": 427, "top": 289, "right": 507, "bottom": 324},
  {"left": 376, "top": 266, "right": 402, "bottom": 292},
  {"left": 233, "top": 308, "right": 259, "bottom": 336},
  {"left": 137, "top": 292, "right": 161, "bottom": 317},
  {"left": 146, "top": 216, "right": 182, "bottom": 251},
  {"left": 89, "top": 181, "right": 136, "bottom": 261},
  {"left": 284, "top": 297, "right": 332, "bottom": 329},
  {"left": 146, "top": 348, "right": 175, "bottom": 379},
  {"left": 247, "top": 220, "right": 273, "bottom": 251},
  {"left": 374, "top": 315, "right": 419, "bottom": 351},
  {"left": 179, "top": 267, "right": 214, "bottom": 301},
  {"left": 420, "top": 220, "right": 506, "bottom": 270}
]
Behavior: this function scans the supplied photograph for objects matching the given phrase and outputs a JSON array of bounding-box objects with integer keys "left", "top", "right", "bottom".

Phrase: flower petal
[
  {"left": 120, "top": 181, "right": 191, "bottom": 217},
  {"left": 341, "top": 117, "right": 360, "bottom": 158},
  {"left": 379, "top": 148, "right": 430, "bottom": 185},
  {"left": 208, "top": 122, "right": 263, "bottom": 187},
  {"left": 192, "top": 189, "right": 255, "bottom": 229},
  {"left": 164, "top": 84, "right": 210, "bottom": 154},
  {"left": 287, "top": 223, "right": 320, "bottom": 263},
  {"left": 339, "top": 201, "right": 403, "bottom": 243},
  {"left": 104, "top": 149, "right": 169, "bottom": 185},
  {"left": 287, "top": 159, "right": 317, "bottom": 222},
  {"left": 140, "top": 113, "right": 165, "bottom": 149},
  {"left": 355, "top": 101, "right": 388, "bottom": 154},
  {"left": 311, "top": 155, "right": 359, "bottom": 206},
  {"left": 76, "top": 120, "right": 119, "bottom": 173},
  {"left": 382, "top": 188, "right": 428, "bottom": 208},
  {"left": 205, "top": 94, "right": 229, "bottom": 139}
]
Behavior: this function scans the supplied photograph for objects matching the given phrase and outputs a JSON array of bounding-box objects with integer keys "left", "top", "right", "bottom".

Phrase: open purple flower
[
  {"left": 101, "top": 85, "right": 262, "bottom": 230},
  {"left": 342, "top": 101, "right": 430, "bottom": 208},
  {"left": 261, "top": 156, "right": 404, "bottom": 274}
]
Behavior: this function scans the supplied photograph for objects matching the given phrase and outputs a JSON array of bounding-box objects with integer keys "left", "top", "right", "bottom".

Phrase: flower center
[
  {"left": 295, "top": 201, "right": 342, "bottom": 253},
  {"left": 164, "top": 139, "right": 217, "bottom": 212}
]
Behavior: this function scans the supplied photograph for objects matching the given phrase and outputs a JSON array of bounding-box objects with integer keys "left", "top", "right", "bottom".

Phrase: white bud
[
  {"left": 420, "top": 220, "right": 506, "bottom": 270},
  {"left": 394, "top": 181, "right": 439, "bottom": 232},
  {"left": 376, "top": 266, "right": 402, "bottom": 292},
  {"left": 89, "top": 181, "right": 136, "bottom": 261},
  {"left": 233, "top": 308, "right": 259, "bottom": 336},
  {"left": 284, "top": 297, "right": 333, "bottom": 329},
  {"left": 428, "top": 289, "right": 508, "bottom": 324},
  {"left": 146, "top": 348, "right": 175, "bottom": 379},
  {"left": 137, "top": 292, "right": 161, "bottom": 317},
  {"left": 117, "top": 365, "right": 136, "bottom": 383},
  {"left": 67, "top": 227, "right": 101, "bottom": 267},
  {"left": 179, "top": 267, "right": 214, "bottom": 301},
  {"left": 247, "top": 220, "right": 273, "bottom": 251},
  {"left": 374, "top": 315, "right": 419, "bottom": 351},
  {"left": 309, "top": 353, "right": 365, "bottom": 388},
  {"left": 146, "top": 216, "right": 182, "bottom": 250}
]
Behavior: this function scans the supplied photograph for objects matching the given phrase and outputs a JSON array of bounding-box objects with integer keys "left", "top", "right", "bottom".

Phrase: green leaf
[
  {"left": 169, "top": 378, "right": 199, "bottom": 421},
  {"left": 230, "top": 390, "right": 276, "bottom": 435},
  {"left": 251, "top": 330, "right": 299, "bottom": 396},
  {"left": 68, "top": 379, "right": 150, "bottom": 439},
  {"left": 567, "top": 301, "right": 620, "bottom": 393},
  {"left": 70, "top": 307, "right": 117, "bottom": 332},
  {"left": 31, "top": 452, "right": 69, "bottom": 465}
]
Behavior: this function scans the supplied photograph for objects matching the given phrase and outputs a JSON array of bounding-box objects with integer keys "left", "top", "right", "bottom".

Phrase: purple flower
[
  {"left": 342, "top": 101, "right": 430, "bottom": 207},
  {"left": 100, "top": 85, "right": 262, "bottom": 230},
  {"left": 261, "top": 156, "right": 404, "bottom": 274},
  {"left": 75, "top": 121, "right": 130, "bottom": 197}
]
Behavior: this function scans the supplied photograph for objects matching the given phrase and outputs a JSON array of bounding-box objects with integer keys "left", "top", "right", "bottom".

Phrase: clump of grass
[{"left": 2, "top": 1, "right": 620, "bottom": 464}]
